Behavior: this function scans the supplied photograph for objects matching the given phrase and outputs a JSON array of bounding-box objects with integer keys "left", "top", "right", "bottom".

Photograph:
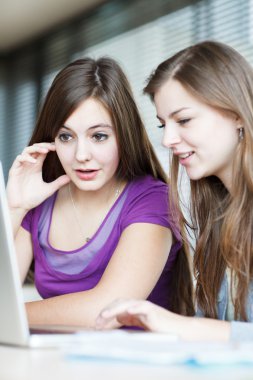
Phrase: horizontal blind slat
[{"left": 0, "top": 0, "right": 251, "bottom": 177}]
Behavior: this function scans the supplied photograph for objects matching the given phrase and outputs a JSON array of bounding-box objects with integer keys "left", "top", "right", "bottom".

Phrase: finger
[
  {"left": 24, "top": 145, "right": 56, "bottom": 166},
  {"left": 117, "top": 302, "right": 151, "bottom": 325},
  {"left": 8, "top": 157, "right": 23, "bottom": 175},
  {"left": 33, "top": 142, "right": 56, "bottom": 152},
  {"left": 99, "top": 299, "right": 137, "bottom": 319},
  {"left": 96, "top": 307, "right": 149, "bottom": 330},
  {"left": 95, "top": 299, "right": 140, "bottom": 328},
  {"left": 23, "top": 143, "right": 56, "bottom": 155},
  {"left": 13, "top": 155, "right": 25, "bottom": 165},
  {"left": 116, "top": 313, "right": 149, "bottom": 330},
  {"left": 104, "top": 301, "right": 152, "bottom": 330},
  {"left": 16, "top": 153, "right": 37, "bottom": 164},
  {"left": 33, "top": 142, "right": 55, "bottom": 147},
  {"left": 28, "top": 142, "right": 55, "bottom": 150},
  {"left": 127, "top": 301, "right": 152, "bottom": 315},
  {"left": 16, "top": 148, "right": 51, "bottom": 165},
  {"left": 47, "top": 175, "right": 71, "bottom": 195},
  {"left": 17, "top": 150, "right": 48, "bottom": 165}
]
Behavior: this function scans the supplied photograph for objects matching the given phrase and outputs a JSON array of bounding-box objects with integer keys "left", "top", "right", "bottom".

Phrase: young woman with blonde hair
[{"left": 96, "top": 41, "right": 253, "bottom": 341}]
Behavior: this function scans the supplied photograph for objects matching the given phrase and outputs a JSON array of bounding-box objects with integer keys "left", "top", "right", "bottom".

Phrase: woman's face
[
  {"left": 55, "top": 97, "right": 119, "bottom": 192},
  {"left": 154, "top": 79, "right": 240, "bottom": 190}
]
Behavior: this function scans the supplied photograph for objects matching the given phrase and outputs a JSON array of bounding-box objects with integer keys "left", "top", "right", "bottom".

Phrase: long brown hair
[
  {"left": 144, "top": 40, "right": 253, "bottom": 320},
  {"left": 29, "top": 57, "right": 166, "bottom": 183},
  {"left": 28, "top": 57, "right": 192, "bottom": 314},
  {"left": 27, "top": 57, "right": 172, "bottom": 289}
]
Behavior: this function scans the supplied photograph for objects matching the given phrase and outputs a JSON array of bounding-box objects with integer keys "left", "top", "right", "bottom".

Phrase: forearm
[
  {"left": 8, "top": 207, "right": 27, "bottom": 237},
  {"left": 178, "top": 316, "right": 231, "bottom": 342},
  {"left": 25, "top": 289, "right": 121, "bottom": 329}
]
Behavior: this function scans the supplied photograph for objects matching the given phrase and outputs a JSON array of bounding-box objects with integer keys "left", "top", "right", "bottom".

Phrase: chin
[
  {"left": 71, "top": 180, "right": 99, "bottom": 190},
  {"left": 79, "top": 183, "right": 101, "bottom": 191},
  {"left": 186, "top": 171, "right": 205, "bottom": 181}
]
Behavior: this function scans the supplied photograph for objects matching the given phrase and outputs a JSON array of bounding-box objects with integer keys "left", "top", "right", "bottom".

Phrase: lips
[
  {"left": 178, "top": 152, "right": 194, "bottom": 159},
  {"left": 75, "top": 168, "right": 98, "bottom": 172},
  {"left": 175, "top": 151, "right": 195, "bottom": 166},
  {"left": 75, "top": 169, "right": 99, "bottom": 180}
]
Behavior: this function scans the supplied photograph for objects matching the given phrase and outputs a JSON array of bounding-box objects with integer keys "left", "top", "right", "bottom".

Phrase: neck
[{"left": 69, "top": 180, "right": 123, "bottom": 210}]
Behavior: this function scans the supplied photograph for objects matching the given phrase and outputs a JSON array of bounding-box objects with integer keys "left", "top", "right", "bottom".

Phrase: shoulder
[
  {"left": 125, "top": 175, "right": 169, "bottom": 211},
  {"left": 127, "top": 175, "right": 168, "bottom": 197},
  {"left": 120, "top": 176, "right": 170, "bottom": 230},
  {"left": 21, "top": 192, "right": 57, "bottom": 231},
  {"left": 131, "top": 175, "right": 167, "bottom": 188}
]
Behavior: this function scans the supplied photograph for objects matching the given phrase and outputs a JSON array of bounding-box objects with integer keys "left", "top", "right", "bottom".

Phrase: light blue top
[{"left": 196, "top": 273, "right": 253, "bottom": 341}]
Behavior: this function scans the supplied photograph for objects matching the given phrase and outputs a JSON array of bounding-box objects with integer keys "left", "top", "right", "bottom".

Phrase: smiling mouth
[{"left": 178, "top": 152, "right": 194, "bottom": 159}]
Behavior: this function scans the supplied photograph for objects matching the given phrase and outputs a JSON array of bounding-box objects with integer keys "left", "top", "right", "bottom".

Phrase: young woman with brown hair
[
  {"left": 6, "top": 57, "right": 191, "bottom": 328},
  {"left": 96, "top": 41, "right": 253, "bottom": 341}
]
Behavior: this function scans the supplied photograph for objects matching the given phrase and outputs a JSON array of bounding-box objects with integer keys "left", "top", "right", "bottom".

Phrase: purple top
[{"left": 22, "top": 175, "right": 181, "bottom": 310}]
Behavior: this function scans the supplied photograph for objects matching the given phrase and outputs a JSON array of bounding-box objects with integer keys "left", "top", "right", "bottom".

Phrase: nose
[
  {"left": 162, "top": 123, "right": 181, "bottom": 149},
  {"left": 75, "top": 139, "right": 92, "bottom": 162}
]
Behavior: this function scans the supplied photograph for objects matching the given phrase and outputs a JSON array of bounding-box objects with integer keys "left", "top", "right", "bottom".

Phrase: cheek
[
  {"left": 55, "top": 144, "right": 73, "bottom": 166},
  {"left": 98, "top": 145, "right": 119, "bottom": 169}
]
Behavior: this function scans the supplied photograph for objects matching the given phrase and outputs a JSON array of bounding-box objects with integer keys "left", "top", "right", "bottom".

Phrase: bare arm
[
  {"left": 15, "top": 227, "right": 34, "bottom": 283},
  {"left": 6, "top": 143, "right": 70, "bottom": 280},
  {"left": 7, "top": 143, "right": 70, "bottom": 236},
  {"left": 25, "top": 223, "right": 172, "bottom": 328},
  {"left": 96, "top": 299, "right": 231, "bottom": 342}
]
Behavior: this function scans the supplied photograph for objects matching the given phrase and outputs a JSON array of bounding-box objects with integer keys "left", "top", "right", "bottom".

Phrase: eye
[
  {"left": 157, "top": 124, "right": 165, "bottom": 129},
  {"left": 92, "top": 133, "right": 108, "bottom": 142},
  {"left": 57, "top": 132, "right": 73, "bottom": 142},
  {"left": 178, "top": 118, "right": 191, "bottom": 126}
]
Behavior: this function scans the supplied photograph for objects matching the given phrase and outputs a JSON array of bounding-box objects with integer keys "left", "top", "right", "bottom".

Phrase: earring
[{"left": 239, "top": 127, "right": 244, "bottom": 141}]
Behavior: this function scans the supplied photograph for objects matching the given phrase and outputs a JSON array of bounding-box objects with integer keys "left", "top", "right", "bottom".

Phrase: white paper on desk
[
  {"left": 64, "top": 330, "right": 253, "bottom": 366},
  {"left": 64, "top": 330, "right": 179, "bottom": 365}
]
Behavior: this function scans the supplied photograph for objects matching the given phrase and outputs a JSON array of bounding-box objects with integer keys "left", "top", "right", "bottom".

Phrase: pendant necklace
[{"left": 68, "top": 184, "right": 121, "bottom": 243}]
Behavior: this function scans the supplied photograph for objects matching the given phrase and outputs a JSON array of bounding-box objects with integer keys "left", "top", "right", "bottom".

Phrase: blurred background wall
[{"left": 0, "top": 0, "right": 251, "bottom": 179}]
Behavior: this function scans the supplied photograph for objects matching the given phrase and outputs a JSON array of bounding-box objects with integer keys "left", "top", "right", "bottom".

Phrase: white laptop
[
  {"left": 0, "top": 162, "right": 178, "bottom": 351},
  {"left": 0, "top": 162, "right": 91, "bottom": 348}
]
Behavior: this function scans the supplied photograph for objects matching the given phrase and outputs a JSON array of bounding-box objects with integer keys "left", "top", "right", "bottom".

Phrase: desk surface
[
  {"left": 1, "top": 345, "right": 253, "bottom": 380},
  {"left": 9, "top": 287, "right": 252, "bottom": 378}
]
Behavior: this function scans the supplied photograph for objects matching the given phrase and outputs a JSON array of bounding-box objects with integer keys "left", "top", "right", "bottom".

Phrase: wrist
[
  {"left": 8, "top": 205, "right": 28, "bottom": 218},
  {"left": 8, "top": 206, "right": 29, "bottom": 237},
  {"left": 181, "top": 316, "right": 230, "bottom": 342}
]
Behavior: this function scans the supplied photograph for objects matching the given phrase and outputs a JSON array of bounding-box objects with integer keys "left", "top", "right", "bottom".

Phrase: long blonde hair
[{"left": 144, "top": 41, "right": 253, "bottom": 320}]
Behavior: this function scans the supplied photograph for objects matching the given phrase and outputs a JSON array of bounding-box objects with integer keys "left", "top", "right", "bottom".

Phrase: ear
[
  {"left": 234, "top": 116, "right": 244, "bottom": 141},
  {"left": 235, "top": 115, "right": 243, "bottom": 131}
]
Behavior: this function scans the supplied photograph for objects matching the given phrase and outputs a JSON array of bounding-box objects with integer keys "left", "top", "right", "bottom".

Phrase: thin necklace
[{"left": 68, "top": 184, "right": 121, "bottom": 243}]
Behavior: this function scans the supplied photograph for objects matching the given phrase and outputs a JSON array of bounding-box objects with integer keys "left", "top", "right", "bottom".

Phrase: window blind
[
  {"left": 0, "top": 53, "right": 37, "bottom": 178},
  {"left": 0, "top": 62, "right": 7, "bottom": 176},
  {"left": 0, "top": 0, "right": 251, "bottom": 179},
  {"left": 79, "top": 0, "right": 250, "bottom": 171}
]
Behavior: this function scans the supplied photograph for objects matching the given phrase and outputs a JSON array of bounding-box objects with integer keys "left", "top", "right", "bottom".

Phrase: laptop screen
[{"left": 0, "top": 162, "right": 30, "bottom": 346}]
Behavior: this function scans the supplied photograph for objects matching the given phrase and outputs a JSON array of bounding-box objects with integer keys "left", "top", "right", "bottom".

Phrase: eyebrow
[
  {"left": 157, "top": 107, "right": 191, "bottom": 120},
  {"left": 61, "top": 123, "right": 113, "bottom": 131}
]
